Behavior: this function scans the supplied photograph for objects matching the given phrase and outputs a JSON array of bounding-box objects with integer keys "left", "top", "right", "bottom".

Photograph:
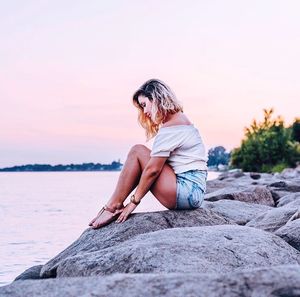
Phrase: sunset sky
[{"left": 1, "top": 0, "right": 299, "bottom": 167}]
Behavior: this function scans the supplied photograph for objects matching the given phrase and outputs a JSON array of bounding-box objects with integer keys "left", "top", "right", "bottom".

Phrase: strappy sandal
[{"left": 89, "top": 205, "right": 124, "bottom": 229}]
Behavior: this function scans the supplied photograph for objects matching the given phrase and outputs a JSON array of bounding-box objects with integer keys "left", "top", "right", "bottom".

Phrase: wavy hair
[{"left": 132, "top": 79, "right": 183, "bottom": 140}]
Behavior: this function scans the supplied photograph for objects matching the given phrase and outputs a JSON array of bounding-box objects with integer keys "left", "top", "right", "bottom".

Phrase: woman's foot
[
  {"left": 89, "top": 208, "right": 105, "bottom": 226},
  {"left": 89, "top": 204, "right": 124, "bottom": 229}
]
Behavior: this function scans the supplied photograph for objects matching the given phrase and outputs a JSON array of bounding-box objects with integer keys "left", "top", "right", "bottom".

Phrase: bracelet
[{"left": 130, "top": 194, "right": 141, "bottom": 205}]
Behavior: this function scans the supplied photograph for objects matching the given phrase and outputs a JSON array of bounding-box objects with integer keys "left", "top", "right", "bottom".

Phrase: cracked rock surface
[
  {"left": 40, "top": 208, "right": 234, "bottom": 278},
  {"left": 54, "top": 225, "right": 300, "bottom": 278},
  {"left": 3, "top": 265, "right": 300, "bottom": 297}
]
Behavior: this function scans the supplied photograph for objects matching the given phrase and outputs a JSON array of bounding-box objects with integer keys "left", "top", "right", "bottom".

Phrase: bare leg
[
  {"left": 89, "top": 145, "right": 146, "bottom": 228},
  {"left": 90, "top": 144, "right": 177, "bottom": 228},
  {"left": 105, "top": 144, "right": 146, "bottom": 209}
]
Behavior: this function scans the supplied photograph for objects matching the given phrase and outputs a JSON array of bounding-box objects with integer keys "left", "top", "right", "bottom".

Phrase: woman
[{"left": 89, "top": 79, "right": 207, "bottom": 229}]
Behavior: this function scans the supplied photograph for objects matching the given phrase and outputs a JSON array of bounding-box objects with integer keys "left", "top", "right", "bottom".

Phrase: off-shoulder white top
[{"left": 150, "top": 124, "right": 207, "bottom": 174}]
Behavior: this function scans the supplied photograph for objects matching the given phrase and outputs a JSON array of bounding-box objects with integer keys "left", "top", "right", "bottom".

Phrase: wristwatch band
[{"left": 130, "top": 194, "right": 140, "bottom": 205}]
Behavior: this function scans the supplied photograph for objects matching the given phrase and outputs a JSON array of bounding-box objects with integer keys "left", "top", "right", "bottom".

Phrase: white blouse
[{"left": 150, "top": 124, "right": 208, "bottom": 174}]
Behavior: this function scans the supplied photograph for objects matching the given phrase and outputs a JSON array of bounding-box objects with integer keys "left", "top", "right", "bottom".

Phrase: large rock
[
  {"left": 277, "top": 193, "right": 300, "bottom": 207},
  {"left": 213, "top": 171, "right": 298, "bottom": 189},
  {"left": 275, "top": 218, "right": 300, "bottom": 252},
  {"left": 270, "top": 189, "right": 294, "bottom": 204},
  {"left": 53, "top": 225, "right": 300, "bottom": 277},
  {"left": 205, "top": 185, "right": 275, "bottom": 206},
  {"left": 202, "top": 200, "right": 272, "bottom": 225},
  {"left": 279, "top": 168, "right": 300, "bottom": 179},
  {"left": 206, "top": 179, "right": 233, "bottom": 193},
  {"left": 269, "top": 180, "right": 300, "bottom": 193},
  {"left": 2, "top": 266, "right": 300, "bottom": 297},
  {"left": 40, "top": 209, "right": 234, "bottom": 278},
  {"left": 14, "top": 265, "right": 43, "bottom": 281},
  {"left": 217, "top": 169, "right": 245, "bottom": 180},
  {"left": 246, "top": 201, "right": 300, "bottom": 232},
  {"left": 219, "top": 172, "right": 281, "bottom": 187},
  {"left": 207, "top": 172, "right": 299, "bottom": 199}
]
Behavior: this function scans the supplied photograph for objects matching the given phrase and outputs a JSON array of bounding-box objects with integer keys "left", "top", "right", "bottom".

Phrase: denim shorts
[{"left": 175, "top": 170, "right": 207, "bottom": 210}]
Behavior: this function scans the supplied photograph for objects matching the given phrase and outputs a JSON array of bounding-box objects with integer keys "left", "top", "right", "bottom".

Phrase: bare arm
[
  {"left": 133, "top": 156, "right": 168, "bottom": 202},
  {"left": 116, "top": 156, "right": 168, "bottom": 223}
]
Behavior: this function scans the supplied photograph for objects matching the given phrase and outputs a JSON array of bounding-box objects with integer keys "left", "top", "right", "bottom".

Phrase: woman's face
[{"left": 138, "top": 95, "right": 153, "bottom": 118}]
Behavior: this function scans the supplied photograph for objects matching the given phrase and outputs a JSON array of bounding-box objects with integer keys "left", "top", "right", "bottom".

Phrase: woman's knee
[{"left": 128, "top": 144, "right": 150, "bottom": 157}]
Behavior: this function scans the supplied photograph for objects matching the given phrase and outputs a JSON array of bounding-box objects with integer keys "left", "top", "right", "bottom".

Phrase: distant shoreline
[
  {"left": 0, "top": 170, "right": 122, "bottom": 173},
  {"left": 0, "top": 161, "right": 123, "bottom": 172}
]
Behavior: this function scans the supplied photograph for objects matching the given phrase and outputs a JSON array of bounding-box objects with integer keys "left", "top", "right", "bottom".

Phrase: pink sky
[{"left": 0, "top": 1, "right": 299, "bottom": 167}]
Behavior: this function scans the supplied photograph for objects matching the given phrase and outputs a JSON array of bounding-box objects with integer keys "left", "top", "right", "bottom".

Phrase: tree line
[
  {"left": 0, "top": 161, "right": 123, "bottom": 172},
  {"left": 207, "top": 109, "right": 300, "bottom": 173}
]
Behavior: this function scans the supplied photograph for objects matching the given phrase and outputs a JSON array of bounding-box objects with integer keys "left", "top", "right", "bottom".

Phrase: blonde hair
[{"left": 133, "top": 79, "right": 183, "bottom": 140}]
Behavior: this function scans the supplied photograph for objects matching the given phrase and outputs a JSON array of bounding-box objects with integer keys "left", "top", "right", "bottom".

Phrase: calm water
[{"left": 0, "top": 171, "right": 219, "bottom": 286}]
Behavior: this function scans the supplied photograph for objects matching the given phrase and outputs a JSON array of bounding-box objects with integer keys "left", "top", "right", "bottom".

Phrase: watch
[{"left": 130, "top": 194, "right": 141, "bottom": 205}]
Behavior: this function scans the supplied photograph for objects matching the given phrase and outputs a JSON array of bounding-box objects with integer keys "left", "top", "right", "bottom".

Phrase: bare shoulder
[{"left": 162, "top": 112, "right": 192, "bottom": 127}]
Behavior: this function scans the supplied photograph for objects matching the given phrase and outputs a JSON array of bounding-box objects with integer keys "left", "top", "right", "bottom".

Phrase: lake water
[{"left": 0, "top": 171, "right": 219, "bottom": 286}]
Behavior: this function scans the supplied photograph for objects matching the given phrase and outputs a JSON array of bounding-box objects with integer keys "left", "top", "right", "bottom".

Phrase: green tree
[
  {"left": 207, "top": 146, "right": 230, "bottom": 167},
  {"left": 231, "top": 109, "right": 300, "bottom": 172},
  {"left": 291, "top": 118, "right": 300, "bottom": 142}
]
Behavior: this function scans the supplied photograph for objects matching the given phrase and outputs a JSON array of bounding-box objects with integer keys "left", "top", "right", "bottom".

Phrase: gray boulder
[
  {"left": 206, "top": 179, "right": 233, "bottom": 193},
  {"left": 250, "top": 172, "right": 261, "bottom": 179},
  {"left": 54, "top": 225, "right": 300, "bottom": 277},
  {"left": 246, "top": 202, "right": 300, "bottom": 232},
  {"left": 14, "top": 265, "right": 43, "bottom": 281},
  {"left": 279, "top": 168, "right": 300, "bottom": 179},
  {"left": 270, "top": 189, "right": 295, "bottom": 204},
  {"left": 275, "top": 218, "right": 300, "bottom": 252},
  {"left": 207, "top": 173, "right": 293, "bottom": 197},
  {"left": 269, "top": 180, "right": 300, "bottom": 193},
  {"left": 202, "top": 200, "right": 272, "bottom": 225},
  {"left": 218, "top": 170, "right": 245, "bottom": 180},
  {"left": 205, "top": 185, "right": 275, "bottom": 206},
  {"left": 280, "top": 199, "right": 300, "bottom": 208},
  {"left": 40, "top": 208, "right": 234, "bottom": 278},
  {"left": 226, "top": 173, "right": 281, "bottom": 187},
  {"left": 245, "top": 173, "right": 277, "bottom": 186},
  {"left": 2, "top": 265, "right": 300, "bottom": 297},
  {"left": 277, "top": 193, "right": 300, "bottom": 207},
  {"left": 215, "top": 172, "right": 298, "bottom": 190}
]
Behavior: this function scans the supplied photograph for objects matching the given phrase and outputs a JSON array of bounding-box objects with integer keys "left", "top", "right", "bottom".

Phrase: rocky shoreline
[{"left": 1, "top": 167, "right": 300, "bottom": 296}]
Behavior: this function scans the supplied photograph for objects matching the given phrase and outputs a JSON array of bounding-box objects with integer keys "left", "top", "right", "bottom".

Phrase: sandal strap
[
  {"left": 104, "top": 205, "right": 117, "bottom": 213},
  {"left": 97, "top": 207, "right": 105, "bottom": 216}
]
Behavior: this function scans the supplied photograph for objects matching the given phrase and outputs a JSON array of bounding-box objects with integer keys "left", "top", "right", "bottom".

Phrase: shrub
[{"left": 231, "top": 109, "right": 300, "bottom": 172}]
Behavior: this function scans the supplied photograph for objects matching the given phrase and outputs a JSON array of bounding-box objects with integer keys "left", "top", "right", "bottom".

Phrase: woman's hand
[{"left": 116, "top": 202, "right": 137, "bottom": 223}]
